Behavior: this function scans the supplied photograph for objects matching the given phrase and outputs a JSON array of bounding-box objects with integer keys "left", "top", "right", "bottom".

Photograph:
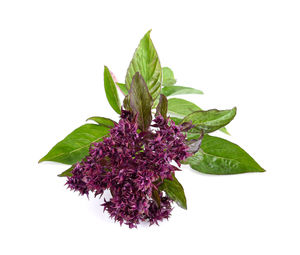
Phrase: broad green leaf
[
  {"left": 104, "top": 66, "right": 121, "bottom": 114},
  {"left": 155, "top": 94, "right": 168, "bottom": 119},
  {"left": 39, "top": 124, "right": 110, "bottom": 165},
  {"left": 125, "top": 30, "right": 162, "bottom": 100},
  {"left": 168, "top": 98, "right": 201, "bottom": 117},
  {"left": 58, "top": 166, "right": 73, "bottom": 177},
  {"left": 162, "top": 85, "right": 203, "bottom": 97},
  {"left": 171, "top": 116, "right": 229, "bottom": 136},
  {"left": 162, "top": 67, "right": 176, "bottom": 86},
  {"left": 187, "top": 134, "right": 265, "bottom": 174},
  {"left": 129, "top": 72, "right": 153, "bottom": 131},
  {"left": 116, "top": 83, "right": 128, "bottom": 96},
  {"left": 168, "top": 99, "right": 230, "bottom": 135},
  {"left": 181, "top": 107, "right": 237, "bottom": 133},
  {"left": 159, "top": 175, "right": 187, "bottom": 209},
  {"left": 86, "top": 116, "right": 116, "bottom": 128}
]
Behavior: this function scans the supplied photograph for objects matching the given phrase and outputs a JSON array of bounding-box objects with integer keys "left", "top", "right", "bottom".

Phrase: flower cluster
[{"left": 66, "top": 110, "right": 190, "bottom": 228}]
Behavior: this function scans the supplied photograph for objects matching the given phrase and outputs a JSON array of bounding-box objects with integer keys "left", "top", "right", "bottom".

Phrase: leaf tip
[
  {"left": 104, "top": 65, "right": 112, "bottom": 76},
  {"left": 38, "top": 157, "right": 44, "bottom": 164},
  {"left": 103, "top": 65, "right": 108, "bottom": 73},
  {"left": 146, "top": 29, "right": 152, "bottom": 35},
  {"left": 132, "top": 71, "right": 141, "bottom": 79},
  {"left": 221, "top": 127, "right": 231, "bottom": 135}
]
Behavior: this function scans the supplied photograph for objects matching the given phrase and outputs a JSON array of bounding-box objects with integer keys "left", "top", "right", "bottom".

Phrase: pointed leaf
[
  {"left": 168, "top": 100, "right": 229, "bottom": 135},
  {"left": 86, "top": 116, "right": 116, "bottom": 128},
  {"left": 220, "top": 127, "right": 230, "bottom": 135},
  {"left": 172, "top": 117, "right": 229, "bottom": 137},
  {"left": 125, "top": 30, "right": 162, "bottom": 100},
  {"left": 39, "top": 124, "right": 110, "bottom": 165},
  {"left": 58, "top": 166, "right": 73, "bottom": 177},
  {"left": 181, "top": 108, "right": 237, "bottom": 133},
  {"left": 162, "top": 67, "right": 176, "bottom": 86},
  {"left": 129, "top": 72, "right": 153, "bottom": 131},
  {"left": 187, "top": 134, "right": 265, "bottom": 174},
  {"left": 104, "top": 66, "right": 121, "bottom": 114},
  {"left": 159, "top": 175, "right": 187, "bottom": 209},
  {"left": 162, "top": 85, "right": 203, "bottom": 97},
  {"left": 155, "top": 94, "right": 168, "bottom": 119}
]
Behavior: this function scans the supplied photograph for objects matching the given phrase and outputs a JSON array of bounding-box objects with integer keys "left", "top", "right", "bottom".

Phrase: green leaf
[
  {"left": 168, "top": 98, "right": 201, "bottom": 117},
  {"left": 162, "top": 67, "right": 176, "bottom": 86},
  {"left": 168, "top": 99, "right": 230, "bottom": 135},
  {"left": 220, "top": 127, "right": 230, "bottom": 135},
  {"left": 171, "top": 117, "right": 229, "bottom": 137},
  {"left": 187, "top": 134, "right": 265, "bottom": 174},
  {"left": 116, "top": 83, "right": 128, "bottom": 96},
  {"left": 125, "top": 30, "right": 162, "bottom": 100},
  {"left": 104, "top": 66, "right": 121, "bottom": 114},
  {"left": 162, "top": 85, "right": 203, "bottom": 97},
  {"left": 181, "top": 107, "right": 237, "bottom": 133},
  {"left": 159, "top": 175, "right": 187, "bottom": 209},
  {"left": 129, "top": 72, "right": 153, "bottom": 131},
  {"left": 155, "top": 94, "right": 168, "bottom": 119},
  {"left": 39, "top": 124, "right": 110, "bottom": 165},
  {"left": 58, "top": 166, "right": 73, "bottom": 177},
  {"left": 86, "top": 116, "right": 116, "bottom": 128}
]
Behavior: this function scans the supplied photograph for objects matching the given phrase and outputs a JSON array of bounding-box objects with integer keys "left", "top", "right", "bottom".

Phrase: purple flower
[{"left": 66, "top": 110, "right": 190, "bottom": 228}]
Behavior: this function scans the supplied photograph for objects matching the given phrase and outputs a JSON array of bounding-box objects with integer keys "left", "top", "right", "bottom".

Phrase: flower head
[{"left": 66, "top": 110, "right": 190, "bottom": 228}]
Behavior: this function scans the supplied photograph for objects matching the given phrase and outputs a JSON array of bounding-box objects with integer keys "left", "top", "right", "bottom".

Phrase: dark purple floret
[
  {"left": 66, "top": 163, "right": 89, "bottom": 196},
  {"left": 147, "top": 193, "right": 173, "bottom": 226},
  {"left": 66, "top": 110, "right": 190, "bottom": 228}
]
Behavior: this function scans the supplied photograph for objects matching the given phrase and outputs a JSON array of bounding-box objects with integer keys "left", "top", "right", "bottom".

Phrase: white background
[{"left": 1, "top": 1, "right": 300, "bottom": 254}]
